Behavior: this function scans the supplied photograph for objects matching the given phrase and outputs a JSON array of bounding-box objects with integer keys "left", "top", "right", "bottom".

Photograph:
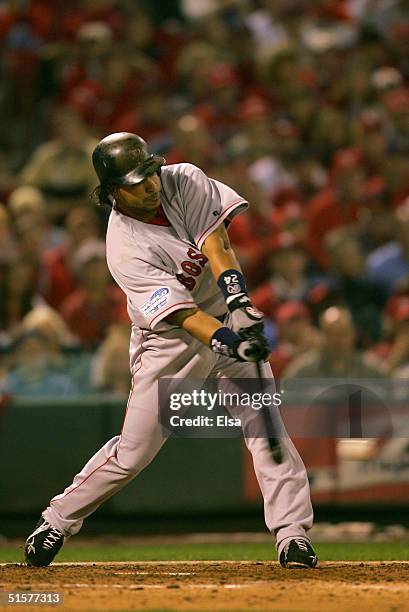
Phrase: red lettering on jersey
[
  {"left": 176, "top": 248, "right": 208, "bottom": 290},
  {"left": 186, "top": 248, "right": 208, "bottom": 267},
  {"left": 181, "top": 261, "right": 201, "bottom": 276},
  {"left": 176, "top": 273, "right": 196, "bottom": 290}
]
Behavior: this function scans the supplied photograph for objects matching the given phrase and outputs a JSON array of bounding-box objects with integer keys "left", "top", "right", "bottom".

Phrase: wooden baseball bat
[{"left": 256, "top": 361, "right": 283, "bottom": 464}]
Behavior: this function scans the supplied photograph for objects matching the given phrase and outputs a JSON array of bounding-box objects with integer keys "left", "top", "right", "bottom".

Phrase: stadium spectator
[
  {"left": 251, "top": 233, "right": 320, "bottom": 317},
  {"left": 360, "top": 200, "right": 396, "bottom": 250},
  {"left": 324, "top": 227, "right": 387, "bottom": 343},
  {"left": 383, "top": 153, "right": 409, "bottom": 209},
  {"left": 268, "top": 301, "right": 321, "bottom": 379},
  {"left": 112, "top": 88, "right": 169, "bottom": 146},
  {"left": 20, "top": 303, "right": 94, "bottom": 392},
  {"left": 0, "top": 152, "right": 16, "bottom": 202},
  {"left": 384, "top": 88, "right": 409, "bottom": 157},
  {"left": 366, "top": 199, "right": 409, "bottom": 294},
  {"left": 56, "top": 21, "right": 113, "bottom": 123},
  {"left": 351, "top": 108, "right": 390, "bottom": 177},
  {"left": 288, "top": 156, "right": 327, "bottom": 202},
  {"left": 59, "top": 0, "right": 124, "bottom": 40},
  {"left": 194, "top": 63, "right": 242, "bottom": 144},
  {"left": 20, "top": 304, "right": 75, "bottom": 347},
  {"left": 14, "top": 214, "right": 50, "bottom": 270},
  {"left": 166, "top": 114, "right": 220, "bottom": 170},
  {"left": 0, "top": 0, "right": 407, "bottom": 393},
  {"left": 237, "top": 95, "right": 276, "bottom": 164},
  {"left": 19, "top": 107, "right": 97, "bottom": 222},
  {"left": 0, "top": 1, "right": 45, "bottom": 168},
  {"left": 310, "top": 105, "right": 350, "bottom": 165},
  {"left": 1, "top": 328, "right": 79, "bottom": 398},
  {"left": 0, "top": 203, "right": 17, "bottom": 265},
  {"left": 270, "top": 201, "right": 308, "bottom": 245},
  {"left": 0, "top": 256, "right": 40, "bottom": 337},
  {"left": 64, "top": 45, "right": 143, "bottom": 134},
  {"left": 372, "top": 293, "right": 409, "bottom": 375},
  {"left": 306, "top": 148, "right": 367, "bottom": 268},
  {"left": 283, "top": 306, "right": 384, "bottom": 378},
  {"left": 60, "top": 240, "right": 128, "bottom": 347},
  {"left": 218, "top": 165, "right": 273, "bottom": 286},
  {"left": 91, "top": 324, "right": 131, "bottom": 396},
  {"left": 8, "top": 186, "right": 67, "bottom": 251},
  {"left": 40, "top": 205, "right": 101, "bottom": 310},
  {"left": 174, "top": 40, "right": 219, "bottom": 105}
]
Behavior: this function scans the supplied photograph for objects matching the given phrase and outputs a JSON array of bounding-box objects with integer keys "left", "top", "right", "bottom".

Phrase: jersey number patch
[{"left": 176, "top": 248, "right": 208, "bottom": 291}]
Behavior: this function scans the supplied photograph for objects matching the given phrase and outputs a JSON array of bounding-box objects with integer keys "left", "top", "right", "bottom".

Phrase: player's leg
[
  {"left": 26, "top": 333, "right": 216, "bottom": 565},
  {"left": 213, "top": 356, "right": 316, "bottom": 568},
  {"left": 43, "top": 342, "right": 215, "bottom": 536},
  {"left": 42, "top": 392, "right": 166, "bottom": 537},
  {"left": 25, "top": 369, "right": 167, "bottom": 566}
]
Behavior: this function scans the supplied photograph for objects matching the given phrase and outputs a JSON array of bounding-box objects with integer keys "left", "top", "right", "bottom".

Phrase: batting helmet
[{"left": 92, "top": 132, "right": 165, "bottom": 188}]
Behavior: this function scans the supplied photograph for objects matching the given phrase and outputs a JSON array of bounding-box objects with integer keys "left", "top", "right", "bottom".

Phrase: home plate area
[{"left": 1, "top": 561, "right": 409, "bottom": 611}]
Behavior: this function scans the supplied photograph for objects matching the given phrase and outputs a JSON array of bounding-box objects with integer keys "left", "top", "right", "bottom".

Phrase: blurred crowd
[{"left": 0, "top": 0, "right": 408, "bottom": 398}]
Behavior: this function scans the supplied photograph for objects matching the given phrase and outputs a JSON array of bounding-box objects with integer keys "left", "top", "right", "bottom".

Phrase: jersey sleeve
[
  {"left": 179, "top": 164, "right": 248, "bottom": 250},
  {"left": 109, "top": 257, "right": 196, "bottom": 330}
]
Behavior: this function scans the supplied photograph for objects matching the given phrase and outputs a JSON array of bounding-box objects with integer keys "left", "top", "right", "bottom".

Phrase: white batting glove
[{"left": 229, "top": 295, "right": 265, "bottom": 338}]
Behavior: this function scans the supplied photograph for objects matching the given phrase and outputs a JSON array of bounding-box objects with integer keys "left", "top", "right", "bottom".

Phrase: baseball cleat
[
  {"left": 24, "top": 518, "right": 64, "bottom": 567},
  {"left": 279, "top": 539, "right": 318, "bottom": 569}
]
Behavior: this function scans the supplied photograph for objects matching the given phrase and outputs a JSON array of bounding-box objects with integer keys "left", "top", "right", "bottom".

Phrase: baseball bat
[{"left": 256, "top": 361, "right": 283, "bottom": 464}]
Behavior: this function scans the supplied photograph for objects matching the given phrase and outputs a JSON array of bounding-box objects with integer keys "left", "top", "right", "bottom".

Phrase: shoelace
[
  {"left": 294, "top": 539, "right": 309, "bottom": 553},
  {"left": 43, "top": 527, "right": 63, "bottom": 550}
]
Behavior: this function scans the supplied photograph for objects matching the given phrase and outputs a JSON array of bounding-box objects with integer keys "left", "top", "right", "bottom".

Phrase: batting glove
[
  {"left": 217, "top": 268, "right": 265, "bottom": 337},
  {"left": 229, "top": 295, "right": 266, "bottom": 337},
  {"left": 210, "top": 327, "right": 269, "bottom": 363}
]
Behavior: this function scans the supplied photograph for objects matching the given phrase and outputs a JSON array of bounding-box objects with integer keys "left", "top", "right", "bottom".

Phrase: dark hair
[
  {"left": 91, "top": 166, "right": 162, "bottom": 208},
  {"left": 91, "top": 184, "right": 115, "bottom": 208}
]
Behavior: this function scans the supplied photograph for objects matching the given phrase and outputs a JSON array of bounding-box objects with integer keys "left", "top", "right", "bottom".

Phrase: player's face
[{"left": 115, "top": 174, "right": 161, "bottom": 220}]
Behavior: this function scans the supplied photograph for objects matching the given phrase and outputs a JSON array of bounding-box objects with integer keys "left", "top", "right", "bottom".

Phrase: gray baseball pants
[{"left": 43, "top": 326, "right": 313, "bottom": 556}]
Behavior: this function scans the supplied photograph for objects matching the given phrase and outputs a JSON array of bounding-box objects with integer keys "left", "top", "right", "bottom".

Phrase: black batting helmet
[{"left": 92, "top": 132, "right": 165, "bottom": 189}]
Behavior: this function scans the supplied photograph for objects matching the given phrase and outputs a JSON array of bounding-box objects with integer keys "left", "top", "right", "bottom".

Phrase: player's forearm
[
  {"left": 202, "top": 224, "right": 248, "bottom": 305},
  {"left": 165, "top": 308, "right": 223, "bottom": 345},
  {"left": 202, "top": 223, "right": 266, "bottom": 338},
  {"left": 165, "top": 307, "right": 269, "bottom": 362},
  {"left": 202, "top": 224, "right": 242, "bottom": 278}
]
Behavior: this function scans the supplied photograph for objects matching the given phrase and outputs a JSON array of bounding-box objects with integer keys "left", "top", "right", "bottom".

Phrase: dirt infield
[{"left": 1, "top": 561, "right": 409, "bottom": 611}]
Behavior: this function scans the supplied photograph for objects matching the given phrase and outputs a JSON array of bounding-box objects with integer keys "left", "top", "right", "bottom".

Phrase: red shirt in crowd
[
  {"left": 60, "top": 285, "right": 128, "bottom": 346},
  {"left": 306, "top": 187, "right": 359, "bottom": 268},
  {"left": 227, "top": 211, "right": 273, "bottom": 286},
  {"left": 40, "top": 246, "right": 77, "bottom": 310}
]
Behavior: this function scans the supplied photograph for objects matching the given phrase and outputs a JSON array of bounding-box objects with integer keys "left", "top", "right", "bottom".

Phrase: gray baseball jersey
[
  {"left": 42, "top": 163, "right": 314, "bottom": 557},
  {"left": 106, "top": 163, "right": 248, "bottom": 330}
]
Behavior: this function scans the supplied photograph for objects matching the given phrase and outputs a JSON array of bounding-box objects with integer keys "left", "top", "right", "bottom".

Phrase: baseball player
[{"left": 24, "top": 133, "right": 317, "bottom": 569}]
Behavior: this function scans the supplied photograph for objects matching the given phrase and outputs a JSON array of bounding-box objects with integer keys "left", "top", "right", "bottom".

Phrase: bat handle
[{"left": 256, "top": 361, "right": 283, "bottom": 464}]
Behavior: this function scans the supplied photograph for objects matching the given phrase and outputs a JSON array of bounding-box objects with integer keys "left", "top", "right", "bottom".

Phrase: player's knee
[{"left": 115, "top": 439, "right": 158, "bottom": 475}]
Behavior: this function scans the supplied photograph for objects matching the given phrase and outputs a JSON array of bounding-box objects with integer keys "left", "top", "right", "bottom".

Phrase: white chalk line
[
  {"left": 48, "top": 581, "right": 272, "bottom": 591},
  {"left": 0, "top": 581, "right": 271, "bottom": 591},
  {"left": 349, "top": 584, "right": 409, "bottom": 592}
]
